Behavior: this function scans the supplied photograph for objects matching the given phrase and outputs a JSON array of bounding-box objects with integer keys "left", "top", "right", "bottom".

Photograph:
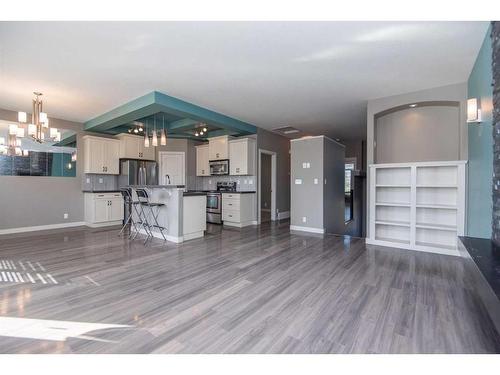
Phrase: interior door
[{"left": 159, "top": 152, "right": 185, "bottom": 185}]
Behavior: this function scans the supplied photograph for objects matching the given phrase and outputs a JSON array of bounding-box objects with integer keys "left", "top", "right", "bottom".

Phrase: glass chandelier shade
[{"left": 160, "top": 115, "right": 167, "bottom": 146}]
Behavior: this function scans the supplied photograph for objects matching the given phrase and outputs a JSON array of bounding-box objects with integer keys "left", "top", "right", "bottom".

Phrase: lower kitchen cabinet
[
  {"left": 222, "top": 193, "right": 256, "bottom": 228},
  {"left": 84, "top": 192, "right": 124, "bottom": 227}
]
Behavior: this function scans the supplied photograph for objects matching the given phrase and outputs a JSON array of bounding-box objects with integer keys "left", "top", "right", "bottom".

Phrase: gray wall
[
  {"left": 260, "top": 153, "right": 272, "bottom": 209},
  {"left": 291, "top": 137, "right": 324, "bottom": 229},
  {"left": 0, "top": 107, "right": 86, "bottom": 230},
  {"left": 375, "top": 105, "right": 461, "bottom": 163},
  {"left": 323, "top": 137, "right": 346, "bottom": 234},
  {"left": 366, "top": 82, "right": 467, "bottom": 238},
  {"left": 256, "top": 128, "right": 290, "bottom": 215}
]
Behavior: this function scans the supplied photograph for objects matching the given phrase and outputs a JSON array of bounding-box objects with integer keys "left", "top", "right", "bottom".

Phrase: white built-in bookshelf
[{"left": 367, "top": 161, "right": 466, "bottom": 256}]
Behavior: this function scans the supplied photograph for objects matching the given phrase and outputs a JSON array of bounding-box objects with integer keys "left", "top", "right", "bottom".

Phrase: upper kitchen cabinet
[
  {"left": 83, "top": 135, "right": 120, "bottom": 174},
  {"left": 208, "top": 135, "right": 230, "bottom": 160},
  {"left": 196, "top": 144, "right": 210, "bottom": 176},
  {"left": 229, "top": 138, "right": 256, "bottom": 175},
  {"left": 116, "top": 133, "right": 155, "bottom": 160}
]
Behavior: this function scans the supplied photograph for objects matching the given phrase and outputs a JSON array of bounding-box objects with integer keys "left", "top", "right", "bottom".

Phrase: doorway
[
  {"left": 158, "top": 151, "right": 185, "bottom": 185},
  {"left": 258, "top": 149, "right": 277, "bottom": 223}
]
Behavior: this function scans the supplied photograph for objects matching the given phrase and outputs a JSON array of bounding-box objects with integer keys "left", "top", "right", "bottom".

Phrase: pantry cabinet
[
  {"left": 83, "top": 136, "right": 120, "bottom": 174},
  {"left": 229, "top": 138, "right": 256, "bottom": 175},
  {"left": 195, "top": 144, "right": 210, "bottom": 176},
  {"left": 116, "top": 133, "right": 156, "bottom": 160}
]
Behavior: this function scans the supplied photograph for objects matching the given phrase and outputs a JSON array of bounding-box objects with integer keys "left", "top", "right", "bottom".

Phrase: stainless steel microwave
[{"left": 209, "top": 159, "right": 229, "bottom": 175}]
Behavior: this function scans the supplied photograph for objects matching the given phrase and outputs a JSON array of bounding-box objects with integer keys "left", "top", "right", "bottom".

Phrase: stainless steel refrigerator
[{"left": 118, "top": 159, "right": 158, "bottom": 187}]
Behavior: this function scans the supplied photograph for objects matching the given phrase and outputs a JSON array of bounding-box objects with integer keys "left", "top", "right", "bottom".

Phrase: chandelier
[{"left": 0, "top": 92, "right": 61, "bottom": 157}]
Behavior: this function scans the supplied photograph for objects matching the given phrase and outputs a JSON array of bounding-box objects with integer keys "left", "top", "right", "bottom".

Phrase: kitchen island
[{"left": 128, "top": 185, "right": 206, "bottom": 243}]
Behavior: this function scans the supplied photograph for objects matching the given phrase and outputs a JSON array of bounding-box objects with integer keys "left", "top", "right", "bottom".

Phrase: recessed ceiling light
[
  {"left": 409, "top": 104, "right": 417, "bottom": 108},
  {"left": 283, "top": 129, "right": 300, "bottom": 134}
]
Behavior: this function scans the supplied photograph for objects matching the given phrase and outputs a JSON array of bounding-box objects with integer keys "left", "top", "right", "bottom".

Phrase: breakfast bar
[{"left": 128, "top": 185, "right": 206, "bottom": 243}]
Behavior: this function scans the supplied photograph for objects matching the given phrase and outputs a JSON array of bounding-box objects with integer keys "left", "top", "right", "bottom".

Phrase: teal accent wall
[{"left": 467, "top": 26, "right": 493, "bottom": 239}]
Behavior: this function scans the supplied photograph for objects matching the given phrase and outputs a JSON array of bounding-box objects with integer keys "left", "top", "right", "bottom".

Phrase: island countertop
[{"left": 127, "top": 184, "right": 185, "bottom": 189}]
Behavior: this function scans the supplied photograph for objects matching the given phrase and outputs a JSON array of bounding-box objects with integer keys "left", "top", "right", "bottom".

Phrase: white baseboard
[
  {"left": 365, "top": 238, "right": 460, "bottom": 257},
  {"left": 136, "top": 227, "right": 185, "bottom": 243},
  {"left": 0, "top": 221, "right": 86, "bottom": 236},
  {"left": 85, "top": 221, "right": 122, "bottom": 228},
  {"left": 183, "top": 231, "right": 204, "bottom": 241},
  {"left": 277, "top": 211, "right": 290, "bottom": 220},
  {"left": 290, "top": 225, "right": 325, "bottom": 234}
]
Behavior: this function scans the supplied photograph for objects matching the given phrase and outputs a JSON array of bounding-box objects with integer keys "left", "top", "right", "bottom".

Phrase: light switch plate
[
  {"left": 63, "top": 213, "right": 68, "bottom": 219},
  {"left": 86, "top": 178, "right": 90, "bottom": 184},
  {"left": 306, "top": 162, "right": 311, "bottom": 168},
  {"left": 295, "top": 179, "right": 302, "bottom": 185},
  {"left": 98, "top": 178, "right": 103, "bottom": 184},
  {"left": 249, "top": 180, "right": 253, "bottom": 185},
  {"left": 314, "top": 178, "right": 318, "bottom": 184},
  {"left": 302, "top": 162, "right": 307, "bottom": 169},
  {"left": 302, "top": 217, "right": 307, "bottom": 223}
]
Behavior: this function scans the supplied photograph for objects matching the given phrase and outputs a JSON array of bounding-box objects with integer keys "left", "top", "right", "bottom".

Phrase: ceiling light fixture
[
  {"left": 144, "top": 119, "right": 150, "bottom": 148},
  {"left": 160, "top": 115, "right": 167, "bottom": 146},
  {"left": 409, "top": 104, "right": 417, "bottom": 108},
  {"left": 152, "top": 115, "right": 158, "bottom": 147},
  {"left": 17, "top": 92, "right": 58, "bottom": 144}
]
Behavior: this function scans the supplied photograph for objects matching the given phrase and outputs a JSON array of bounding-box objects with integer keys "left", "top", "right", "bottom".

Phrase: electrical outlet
[
  {"left": 314, "top": 178, "right": 318, "bottom": 184},
  {"left": 208, "top": 180, "right": 212, "bottom": 184},
  {"left": 302, "top": 217, "right": 307, "bottom": 223},
  {"left": 86, "top": 178, "right": 90, "bottom": 184},
  {"left": 98, "top": 178, "right": 103, "bottom": 184},
  {"left": 63, "top": 213, "right": 68, "bottom": 219},
  {"left": 249, "top": 180, "right": 253, "bottom": 185}
]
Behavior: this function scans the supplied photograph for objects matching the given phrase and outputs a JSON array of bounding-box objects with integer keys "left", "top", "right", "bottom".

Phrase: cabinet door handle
[{"left": 228, "top": 203, "right": 233, "bottom": 206}]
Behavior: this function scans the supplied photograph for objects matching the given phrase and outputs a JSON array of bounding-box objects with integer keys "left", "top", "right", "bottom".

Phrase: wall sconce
[{"left": 467, "top": 98, "right": 482, "bottom": 123}]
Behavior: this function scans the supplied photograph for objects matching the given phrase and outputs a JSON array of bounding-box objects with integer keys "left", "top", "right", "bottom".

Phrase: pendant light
[
  {"left": 144, "top": 119, "right": 150, "bottom": 148},
  {"left": 152, "top": 115, "right": 158, "bottom": 147},
  {"left": 160, "top": 114, "right": 167, "bottom": 146}
]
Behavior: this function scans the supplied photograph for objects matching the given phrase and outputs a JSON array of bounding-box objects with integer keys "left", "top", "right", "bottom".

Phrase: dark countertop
[
  {"left": 183, "top": 191, "right": 208, "bottom": 197},
  {"left": 460, "top": 236, "right": 500, "bottom": 299},
  {"left": 83, "top": 190, "right": 122, "bottom": 193},
  {"left": 221, "top": 191, "right": 256, "bottom": 194},
  {"left": 127, "top": 185, "right": 185, "bottom": 188}
]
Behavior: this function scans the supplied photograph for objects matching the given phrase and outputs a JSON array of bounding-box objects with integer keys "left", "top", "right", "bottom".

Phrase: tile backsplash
[
  {"left": 82, "top": 174, "right": 118, "bottom": 191},
  {"left": 195, "top": 175, "right": 256, "bottom": 191}
]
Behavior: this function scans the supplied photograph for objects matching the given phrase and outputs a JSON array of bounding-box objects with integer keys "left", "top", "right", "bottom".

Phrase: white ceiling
[{"left": 0, "top": 21, "right": 489, "bottom": 140}]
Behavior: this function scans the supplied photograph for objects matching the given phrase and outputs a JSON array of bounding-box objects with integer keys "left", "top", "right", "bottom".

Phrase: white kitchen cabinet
[
  {"left": 195, "top": 144, "right": 210, "bottom": 176},
  {"left": 83, "top": 136, "right": 120, "bottom": 174},
  {"left": 222, "top": 193, "right": 256, "bottom": 228},
  {"left": 84, "top": 192, "right": 124, "bottom": 227},
  {"left": 229, "top": 138, "right": 256, "bottom": 175},
  {"left": 208, "top": 135, "right": 230, "bottom": 160},
  {"left": 116, "top": 134, "right": 156, "bottom": 160}
]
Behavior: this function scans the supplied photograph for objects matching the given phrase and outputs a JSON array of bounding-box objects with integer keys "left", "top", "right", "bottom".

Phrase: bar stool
[
  {"left": 118, "top": 188, "right": 140, "bottom": 237},
  {"left": 135, "top": 188, "right": 167, "bottom": 243}
]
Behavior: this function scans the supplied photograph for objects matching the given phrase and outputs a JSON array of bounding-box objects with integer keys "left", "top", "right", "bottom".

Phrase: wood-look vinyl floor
[{"left": 0, "top": 221, "right": 498, "bottom": 354}]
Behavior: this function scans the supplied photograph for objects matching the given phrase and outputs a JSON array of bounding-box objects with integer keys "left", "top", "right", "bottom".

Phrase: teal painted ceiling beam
[
  {"left": 84, "top": 91, "right": 257, "bottom": 135},
  {"left": 53, "top": 133, "right": 77, "bottom": 147},
  {"left": 167, "top": 118, "right": 199, "bottom": 131},
  {"left": 152, "top": 91, "right": 256, "bottom": 135},
  {"left": 84, "top": 92, "right": 157, "bottom": 132}
]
